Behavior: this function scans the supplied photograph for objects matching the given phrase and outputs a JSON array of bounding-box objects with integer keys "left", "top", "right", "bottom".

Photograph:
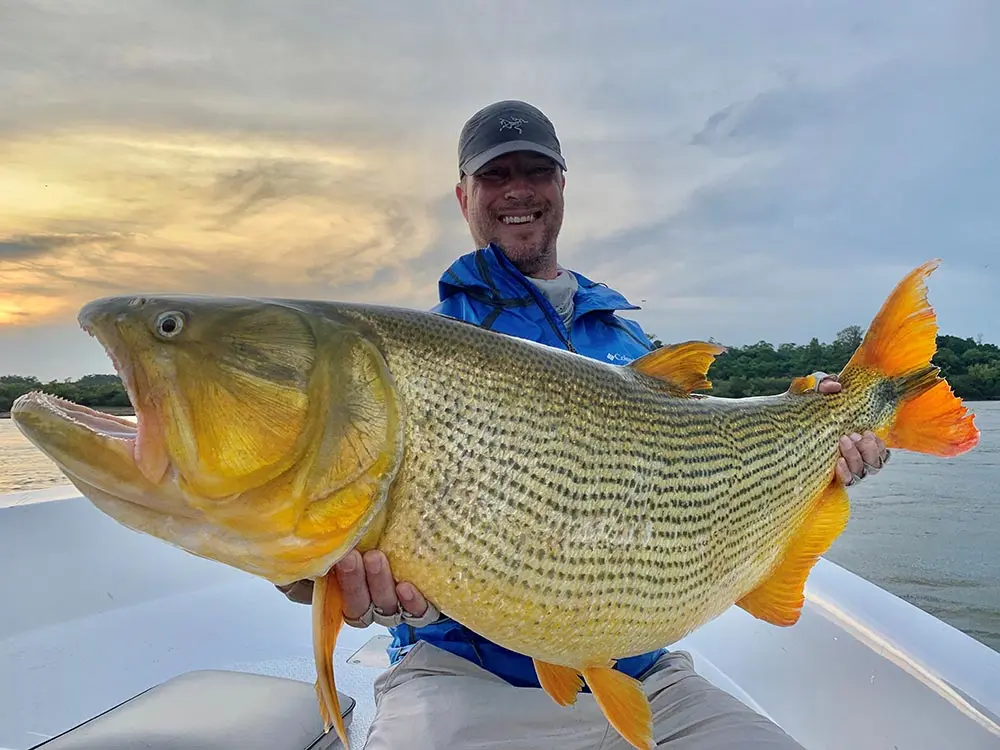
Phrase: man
[{"left": 281, "top": 100, "right": 889, "bottom": 748}]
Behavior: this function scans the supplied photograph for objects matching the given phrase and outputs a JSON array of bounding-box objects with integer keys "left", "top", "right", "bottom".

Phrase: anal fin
[
  {"left": 533, "top": 659, "right": 583, "bottom": 706},
  {"left": 582, "top": 663, "right": 654, "bottom": 750},
  {"left": 312, "top": 571, "right": 350, "bottom": 749},
  {"left": 737, "top": 480, "right": 850, "bottom": 626}
]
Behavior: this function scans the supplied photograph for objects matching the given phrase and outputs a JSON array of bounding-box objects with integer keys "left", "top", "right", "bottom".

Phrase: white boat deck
[{"left": 2, "top": 487, "right": 999, "bottom": 749}]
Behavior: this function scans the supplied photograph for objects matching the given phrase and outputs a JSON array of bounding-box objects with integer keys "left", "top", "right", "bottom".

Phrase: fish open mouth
[
  {"left": 75, "top": 306, "right": 175, "bottom": 485},
  {"left": 10, "top": 387, "right": 147, "bottom": 502},
  {"left": 12, "top": 299, "right": 174, "bottom": 490},
  {"left": 13, "top": 390, "right": 138, "bottom": 440},
  {"left": 11, "top": 371, "right": 198, "bottom": 521},
  {"left": 9, "top": 385, "right": 150, "bottom": 488}
]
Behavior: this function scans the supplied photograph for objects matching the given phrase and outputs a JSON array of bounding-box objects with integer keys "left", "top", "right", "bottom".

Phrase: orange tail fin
[{"left": 840, "top": 259, "right": 979, "bottom": 457}]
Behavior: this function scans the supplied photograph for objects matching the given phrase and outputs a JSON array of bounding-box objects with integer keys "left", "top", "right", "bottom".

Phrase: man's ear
[{"left": 455, "top": 178, "right": 469, "bottom": 221}]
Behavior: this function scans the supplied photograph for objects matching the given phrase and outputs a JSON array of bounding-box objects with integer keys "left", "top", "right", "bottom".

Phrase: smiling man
[
  {"left": 454, "top": 101, "right": 567, "bottom": 279},
  {"left": 280, "top": 99, "right": 889, "bottom": 749}
]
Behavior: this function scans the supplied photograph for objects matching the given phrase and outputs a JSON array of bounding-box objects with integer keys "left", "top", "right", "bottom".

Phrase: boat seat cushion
[{"left": 30, "top": 669, "right": 354, "bottom": 750}]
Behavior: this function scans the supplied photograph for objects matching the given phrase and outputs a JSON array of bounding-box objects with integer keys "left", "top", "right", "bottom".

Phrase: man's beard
[
  {"left": 482, "top": 212, "right": 562, "bottom": 277},
  {"left": 495, "top": 238, "right": 556, "bottom": 277}
]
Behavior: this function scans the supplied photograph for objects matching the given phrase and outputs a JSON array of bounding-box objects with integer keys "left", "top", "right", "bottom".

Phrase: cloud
[
  {"left": 559, "top": 13, "right": 1000, "bottom": 347},
  {"left": 2, "top": 1, "right": 999, "bottom": 378},
  {"left": 0, "top": 130, "right": 449, "bottom": 316},
  {"left": 0, "top": 232, "right": 129, "bottom": 259}
]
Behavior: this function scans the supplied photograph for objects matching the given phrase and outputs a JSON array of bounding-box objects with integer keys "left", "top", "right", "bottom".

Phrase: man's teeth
[{"left": 501, "top": 214, "right": 536, "bottom": 225}]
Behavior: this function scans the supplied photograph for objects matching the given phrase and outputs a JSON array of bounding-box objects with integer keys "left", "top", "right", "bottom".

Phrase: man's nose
[{"left": 504, "top": 175, "right": 535, "bottom": 199}]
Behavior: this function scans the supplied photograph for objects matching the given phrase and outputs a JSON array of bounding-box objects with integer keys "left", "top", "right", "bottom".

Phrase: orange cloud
[
  {"left": 0, "top": 128, "right": 454, "bottom": 328},
  {"left": 0, "top": 294, "right": 64, "bottom": 327}
]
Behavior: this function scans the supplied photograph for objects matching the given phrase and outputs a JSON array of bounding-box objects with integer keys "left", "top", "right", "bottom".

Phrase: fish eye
[{"left": 154, "top": 311, "right": 185, "bottom": 339}]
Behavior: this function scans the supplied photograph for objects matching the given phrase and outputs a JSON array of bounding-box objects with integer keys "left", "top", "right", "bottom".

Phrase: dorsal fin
[{"left": 628, "top": 341, "right": 727, "bottom": 393}]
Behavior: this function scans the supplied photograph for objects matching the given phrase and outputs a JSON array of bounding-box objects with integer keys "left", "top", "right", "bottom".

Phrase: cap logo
[{"left": 498, "top": 116, "right": 528, "bottom": 134}]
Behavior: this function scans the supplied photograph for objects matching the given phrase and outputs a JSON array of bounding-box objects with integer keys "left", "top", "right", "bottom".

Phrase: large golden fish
[{"left": 12, "top": 260, "right": 979, "bottom": 749}]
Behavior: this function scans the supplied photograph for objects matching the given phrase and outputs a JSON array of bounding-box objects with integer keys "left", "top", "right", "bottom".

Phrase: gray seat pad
[{"left": 30, "top": 669, "right": 355, "bottom": 750}]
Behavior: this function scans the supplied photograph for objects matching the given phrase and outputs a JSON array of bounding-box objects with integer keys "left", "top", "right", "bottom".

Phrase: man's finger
[
  {"left": 839, "top": 434, "right": 865, "bottom": 477},
  {"left": 875, "top": 435, "right": 889, "bottom": 463},
  {"left": 835, "top": 457, "right": 853, "bottom": 486},
  {"left": 397, "top": 582, "right": 429, "bottom": 618},
  {"left": 856, "top": 431, "right": 883, "bottom": 469},
  {"left": 364, "top": 550, "right": 401, "bottom": 615},
  {"left": 817, "top": 377, "right": 842, "bottom": 394},
  {"left": 335, "top": 550, "right": 371, "bottom": 620}
]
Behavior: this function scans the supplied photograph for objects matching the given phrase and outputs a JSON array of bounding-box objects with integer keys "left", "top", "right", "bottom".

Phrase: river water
[{"left": 1, "top": 403, "right": 997, "bottom": 651}]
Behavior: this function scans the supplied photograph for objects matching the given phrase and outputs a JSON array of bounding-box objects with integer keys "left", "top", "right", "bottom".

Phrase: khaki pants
[{"left": 362, "top": 641, "right": 805, "bottom": 749}]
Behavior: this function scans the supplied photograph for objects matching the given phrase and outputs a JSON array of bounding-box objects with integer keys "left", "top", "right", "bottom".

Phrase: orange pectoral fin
[
  {"left": 582, "top": 663, "right": 654, "bottom": 750},
  {"left": 533, "top": 659, "right": 584, "bottom": 706},
  {"left": 737, "top": 479, "right": 850, "bottom": 626},
  {"left": 312, "top": 571, "right": 349, "bottom": 749}
]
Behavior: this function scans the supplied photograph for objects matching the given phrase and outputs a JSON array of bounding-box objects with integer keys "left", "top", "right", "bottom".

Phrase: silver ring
[
  {"left": 400, "top": 603, "right": 441, "bottom": 628},
  {"left": 863, "top": 448, "right": 891, "bottom": 475},
  {"left": 344, "top": 600, "right": 443, "bottom": 629},
  {"left": 344, "top": 601, "right": 375, "bottom": 628},
  {"left": 810, "top": 372, "right": 832, "bottom": 392},
  {"left": 372, "top": 603, "right": 405, "bottom": 628},
  {"left": 371, "top": 601, "right": 442, "bottom": 628}
]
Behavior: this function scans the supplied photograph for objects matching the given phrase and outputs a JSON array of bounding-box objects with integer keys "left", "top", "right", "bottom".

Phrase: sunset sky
[{"left": 3, "top": 2, "right": 998, "bottom": 380}]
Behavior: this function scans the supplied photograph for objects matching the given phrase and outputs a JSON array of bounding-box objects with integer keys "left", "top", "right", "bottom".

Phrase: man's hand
[
  {"left": 335, "top": 549, "right": 437, "bottom": 627},
  {"left": 815, "top": 375, "right": 891, "bottom": 486},
  {"left": 276, "top": 549, "right": 440, "bottom": 628}
]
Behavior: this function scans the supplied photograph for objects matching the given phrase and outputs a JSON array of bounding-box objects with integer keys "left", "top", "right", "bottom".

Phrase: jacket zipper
[{"left": 503, "top": 262, "right": 577, "bottom": 353}]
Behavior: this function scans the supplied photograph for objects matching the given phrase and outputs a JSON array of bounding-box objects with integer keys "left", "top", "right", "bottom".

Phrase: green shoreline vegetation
[{"left": 2, "top": 327, "right": 999, "bottom": 416}]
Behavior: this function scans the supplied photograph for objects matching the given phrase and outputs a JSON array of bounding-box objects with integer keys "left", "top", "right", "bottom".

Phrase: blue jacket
[{"left": 386, "top": 243, "right": 666, "bottom": 687}]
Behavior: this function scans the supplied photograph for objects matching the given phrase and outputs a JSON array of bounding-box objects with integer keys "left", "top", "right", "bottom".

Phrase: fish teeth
[{"left": 13, "top": 389, "right": 136, "bottom": 439}]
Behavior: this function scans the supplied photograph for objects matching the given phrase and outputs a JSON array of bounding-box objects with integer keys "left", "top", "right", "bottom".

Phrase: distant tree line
[
  {"left": 2, "top": 326, "right": 998, "bottom": 414},
  {"left": 650, "top": 325, "right": 999, "bottom": 399},
  {"left": 0, "top": 374, "right": 130, "bottom": 414}
]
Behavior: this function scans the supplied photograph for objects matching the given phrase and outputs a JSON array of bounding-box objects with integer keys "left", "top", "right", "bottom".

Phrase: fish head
[
  {"left": 75, "top": 294, "right": 324, "bottom": 496},
  {"left": 11, "top": 294, "right": 405, "bottom": 584}
]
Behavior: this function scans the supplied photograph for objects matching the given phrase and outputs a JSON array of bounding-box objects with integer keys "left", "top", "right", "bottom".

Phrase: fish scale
[
  {"left": 10, "top": 260, "right": 980, "bottom": 750},
  {"left": 331, "top": 306, "right": 854, "bottom": 661}
]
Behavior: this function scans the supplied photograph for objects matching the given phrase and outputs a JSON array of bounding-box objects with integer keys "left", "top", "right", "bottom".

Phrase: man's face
[{"left": 456, "top": 151, "right": 565, "bottom": 275}]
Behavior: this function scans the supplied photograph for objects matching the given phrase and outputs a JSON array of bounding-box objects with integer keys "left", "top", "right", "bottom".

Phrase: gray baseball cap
[{"left": 458, "top": 100, "right": 567, "bottom": 176}]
